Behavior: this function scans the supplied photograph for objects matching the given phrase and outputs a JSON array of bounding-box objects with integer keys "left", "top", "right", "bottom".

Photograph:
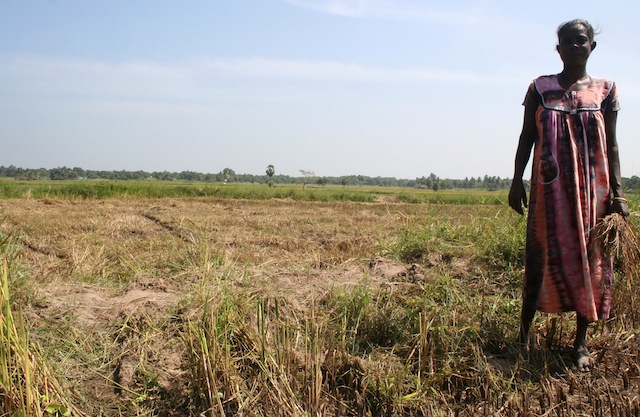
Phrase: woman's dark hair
[{"left": 557, "top": 19, "right": 597, "bottom": 42}]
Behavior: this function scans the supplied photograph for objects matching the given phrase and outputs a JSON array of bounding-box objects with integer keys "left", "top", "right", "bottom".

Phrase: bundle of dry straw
[{"left": 592, "top": 213, "right": 640, "bottom": 280}]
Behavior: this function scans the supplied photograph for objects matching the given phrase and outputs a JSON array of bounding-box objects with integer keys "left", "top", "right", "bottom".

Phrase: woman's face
[{"left": 556, "top": 24, "right": 595, "bottom": 66}]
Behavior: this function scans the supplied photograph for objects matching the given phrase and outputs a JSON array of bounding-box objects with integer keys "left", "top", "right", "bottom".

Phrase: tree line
[{"left": 0, "top": 165, "right": 531, "bottom": 190}]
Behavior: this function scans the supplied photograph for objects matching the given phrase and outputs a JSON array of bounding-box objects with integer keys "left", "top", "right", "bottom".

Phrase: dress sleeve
[
  {"left": 522, "top": 82, "right": 541, "bottom": 108},
  {"left": 603, "top": 82, "right": 621, "bottom": 112}
]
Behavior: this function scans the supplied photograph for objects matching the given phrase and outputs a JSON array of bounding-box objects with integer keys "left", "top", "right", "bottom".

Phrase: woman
[{"left": 508, "top": 19, "right": 629, "bottom": 371}]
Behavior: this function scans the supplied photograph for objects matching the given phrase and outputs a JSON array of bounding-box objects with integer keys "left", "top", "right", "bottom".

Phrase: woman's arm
[
  {"left": 508, "top": 104, "right": 537, "bottom": 215},
  {"left": 605, "top": 110, "right": 630, "bottom": 216}
]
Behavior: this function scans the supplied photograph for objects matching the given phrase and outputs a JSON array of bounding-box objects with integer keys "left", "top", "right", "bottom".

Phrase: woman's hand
[
  {"left": 509, "top": 180, "right": 528, "bottom": 215},
  {"left": 609, "top": 198, "right": 630, "bottom": 217}
]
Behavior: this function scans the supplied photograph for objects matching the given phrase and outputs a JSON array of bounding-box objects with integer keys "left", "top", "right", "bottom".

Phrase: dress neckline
[{"left": 556, "top": 73, "right": 591, "bottom": 92}]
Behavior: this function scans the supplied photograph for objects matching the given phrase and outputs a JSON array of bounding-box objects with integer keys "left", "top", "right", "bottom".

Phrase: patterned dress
[{"left": 523, "top": 74, "right": 620, "bottom": 322}]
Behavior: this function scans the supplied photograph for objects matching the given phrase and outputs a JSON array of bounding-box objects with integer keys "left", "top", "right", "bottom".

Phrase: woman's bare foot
[
  {"left": 574, "top": 315, "right": 591, "bottom": 371},
  {"left": 574, "top": 345, "right": 591, "bottom": 372}
]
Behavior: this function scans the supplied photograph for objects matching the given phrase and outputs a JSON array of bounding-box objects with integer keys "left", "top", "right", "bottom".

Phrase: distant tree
[
  {"left": 178, "top": 171, "right": 203, "bottom": 181},
  {"left": 266, "top": 164, "right": 275, "bottom": 187},
  {"left": 72, "top": 167, "right": 85, "bottom": 179},
  {"left": 299, "top": 169, "right": 315, "bottom": 189},
  {"left": 626, "top": 175, "right": 640, "bottom": 191},
  {"left": 340, "top": 176, "right": 354, "bottom": 187},
  {"left": 15, "top": 168, "right": 40, "bottom": 180},
  {"left": 219, "top": 167, "right": 236, "bottom": 183},
  {"left": 316, "top": 177, "right": 328, "bottom": 187},
  {"left": 0, "top": 165, "right": 19, "bottom": 177},
  {"left": 86, "top": 170, "right": 99, "bottom": 180},
  {"left": 49, "top": 166, "right": 75, "bottom": 180}
]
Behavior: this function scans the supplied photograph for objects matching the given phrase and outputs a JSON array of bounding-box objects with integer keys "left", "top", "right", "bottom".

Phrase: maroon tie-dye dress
[{"left": 523, "top": 74, "right": 620, "bottom": 322}]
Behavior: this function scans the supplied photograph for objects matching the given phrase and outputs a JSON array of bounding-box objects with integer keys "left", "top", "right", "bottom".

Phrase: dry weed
[{"left": 593, "top": 213, "right": 640, "bottom": 278}]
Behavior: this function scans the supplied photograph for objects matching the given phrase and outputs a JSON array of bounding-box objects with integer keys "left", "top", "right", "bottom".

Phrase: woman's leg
[
  {"left": 519, "top": 304, "right": 536, "bottom": 346},
  {"left": 574, "top": 314, "right": 591, "bottom": 371}
]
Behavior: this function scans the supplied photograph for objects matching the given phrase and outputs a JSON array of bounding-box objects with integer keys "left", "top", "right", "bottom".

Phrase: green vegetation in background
[
  {"left": 390, "top": 207, "right": 527, "bottom": 273},
  {"left": 0, "top": 165, "right": 516, "bottom": 190},
  {"left": 0, "top": 179, "right": 514, "bottom": 205}
]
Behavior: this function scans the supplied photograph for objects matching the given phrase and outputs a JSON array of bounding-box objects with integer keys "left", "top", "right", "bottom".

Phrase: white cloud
[
  {"left": 216, "top": 57, "right": 527, "bottom": 86},
  {"left": 280, "top": 0, "right": 483, "bottom": 24},
  {"left": 282, "top": 0, "right": 370, "bottom": 17},
  {"left": 0, "top": 55, "right": 516, "bottom": 97},
  {"left": 0, "top": 56, "right": 189, "bottom": 99}
]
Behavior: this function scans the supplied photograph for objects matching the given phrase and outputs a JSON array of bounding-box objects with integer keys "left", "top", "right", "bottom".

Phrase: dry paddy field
[{"left": 1, "top": 196, "right": 639, "bottom": 416}]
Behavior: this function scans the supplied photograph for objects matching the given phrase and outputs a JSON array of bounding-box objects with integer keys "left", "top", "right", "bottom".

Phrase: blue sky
[{"left": 1, "top": 1, "right": 639, "bottom": 179}]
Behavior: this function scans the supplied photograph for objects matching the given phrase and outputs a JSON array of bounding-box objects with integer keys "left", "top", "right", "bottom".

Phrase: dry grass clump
[
  {"left": 0, "top": 240, "right": 82, "bottom": 417},
  {"left": 592, "top": 213, "right": 640, "bottom": 322},
  {"left": 593, "top": 213, "right": 640, "bottom": 277}
]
